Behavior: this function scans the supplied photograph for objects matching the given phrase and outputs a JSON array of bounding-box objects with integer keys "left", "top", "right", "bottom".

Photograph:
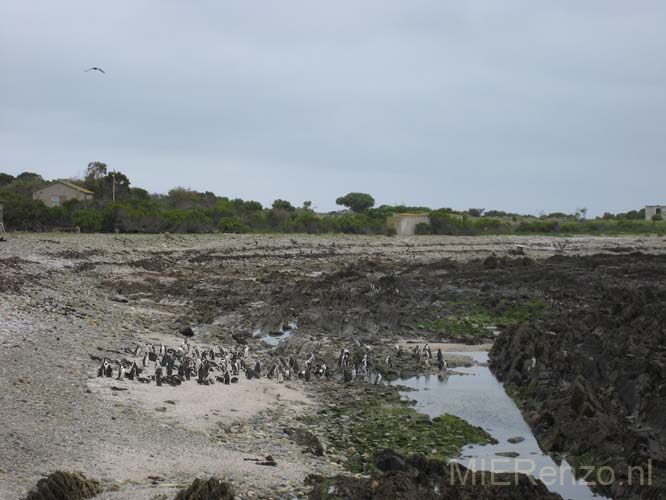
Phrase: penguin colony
[{"left": 95, "top": 338, "right": 448, "bottom": 387}]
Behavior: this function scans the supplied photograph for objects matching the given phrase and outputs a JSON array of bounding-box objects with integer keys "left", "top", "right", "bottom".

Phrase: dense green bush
[
  {"left": 516, "top": 220, "right": 561, "bottom": 233},
  {"left": 0, "top": 169, "right": 661, "bottom": 236},
  {"left": 218, "top": 216, "right": 248, "bottom": 233},
  {"left": 73, "top": 209, "right": 104, "bottom": 232}
]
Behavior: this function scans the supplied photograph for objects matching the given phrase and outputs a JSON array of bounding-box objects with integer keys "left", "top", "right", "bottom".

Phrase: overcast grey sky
[{"left": 1, "top": 1, "right": 665, "bottom": 214}]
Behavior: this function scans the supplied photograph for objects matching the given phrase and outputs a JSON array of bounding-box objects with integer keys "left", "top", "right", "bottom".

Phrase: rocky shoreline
[{"left": 2, "top": 233, "right": 665, "bottom": 499}]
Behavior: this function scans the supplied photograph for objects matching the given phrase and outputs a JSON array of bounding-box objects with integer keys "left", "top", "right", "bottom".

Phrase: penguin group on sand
[
  {"left": 95, "top": 339, "right": 334, "bottom": 388},
  {"left": 95, "top": 337, "right": 449, "bottom": 389}
]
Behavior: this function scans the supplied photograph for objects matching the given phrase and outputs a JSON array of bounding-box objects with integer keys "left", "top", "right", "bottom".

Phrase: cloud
[{"left": 1, "top": 0, "right": 665, "bottom": 214}]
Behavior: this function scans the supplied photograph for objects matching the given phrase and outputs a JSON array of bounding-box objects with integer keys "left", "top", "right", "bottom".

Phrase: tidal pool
[
  {"left": 390, "top": 352, "right": 608, "bottom": 500},
  {"left": 253, "top": 325, "right": 295, "bottom": 347}
]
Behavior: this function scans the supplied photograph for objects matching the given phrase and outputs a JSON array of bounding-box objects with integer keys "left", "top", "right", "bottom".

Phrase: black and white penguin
[
  {"left": 155, "top": 365, "right": 163, "bottom": 386},
  {"left": 254, "top": 361, "right": 261, "bottom": 376}
]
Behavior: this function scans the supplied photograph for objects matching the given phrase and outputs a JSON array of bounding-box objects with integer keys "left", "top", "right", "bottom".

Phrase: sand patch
[{"left": 89, "top": 375, "right": 312, "bottom": 433}]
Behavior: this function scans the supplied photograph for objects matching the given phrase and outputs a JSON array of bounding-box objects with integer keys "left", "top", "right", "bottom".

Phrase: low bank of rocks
[{"left": 307, "top": 449, "right": 563, "bottom": 500}]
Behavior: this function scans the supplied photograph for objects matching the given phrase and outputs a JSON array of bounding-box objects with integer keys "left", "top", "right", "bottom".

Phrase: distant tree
[
  {"left": 0, "top": 172, "right": 15, "bottom": 187},
  {"left": 620, "top": 210, "right": 641, "bottom": 220},
  {"left": 575, "top": 207, "right": 588, "bottom": 220},
  {"left": 7, "top": 172, "right": 47, "bottom": 197},
  {"left": 130, "top": 187, "right": 150, "bottom": 200},
  {"left": 83, "top": 162, "right": 108, "bottom": 193},
  {"left": 242, "top": 200, "right": 263, "bottom": 212},
  {"left": 467, "top": 208, "right": 485, "bottom": 217},
  {"left": 303, "top": 200, "right": 313, "bottom": 211},
  {"left": 335, "top": 192, "right": 375, "bottom": 213},
  {"left": 601, "top": 212, "right": 615, "bottom": 220},
  {"left": 16, "top": 172, "right": 43, "bottom": 182},
  {"left": 272, "top": 199, "right": 295, "bottom": 211},
  {"left": 86, "top": 162, "right": 108, "bottom": 180},
  {"left": 100, "top": 171, "right": 131, "bottom": 201},
  {"left": 167, "top": 187, "right": 200, "bottom": 209}
]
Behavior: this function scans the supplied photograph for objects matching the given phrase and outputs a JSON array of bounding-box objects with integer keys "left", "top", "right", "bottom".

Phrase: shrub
[
  {"left": 516, "top": 220, "right": 560, "bottom": 233},
  {"left": 73, "top": 210, "right": 104, "bottom": 232}
]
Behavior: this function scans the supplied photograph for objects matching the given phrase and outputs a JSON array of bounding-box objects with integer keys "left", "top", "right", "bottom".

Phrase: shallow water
[
  {"left": 390, "top": 352, "right": 608, "bottom": 500},
  {"left": 253, "top": 327, "right": 294, "bottom": 347}
]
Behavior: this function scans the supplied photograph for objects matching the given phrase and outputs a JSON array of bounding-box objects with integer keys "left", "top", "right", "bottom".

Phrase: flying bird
[{"left": 85, "top": 67, "right": 105, "bottom": 74}]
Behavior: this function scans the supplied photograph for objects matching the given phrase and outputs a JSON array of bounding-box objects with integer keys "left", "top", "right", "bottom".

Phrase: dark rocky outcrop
[
  {"left": 22, "top": 471, "right": 102, "bottom": 500},
  {"left": 490, "top": 258, "right": 666, "bottom": 500},
  {"left": 307, "top": 449, "right": 563, "bottom": 500},
  {"left": 174, "top": 477, "right": 234, "bottom": 500}
]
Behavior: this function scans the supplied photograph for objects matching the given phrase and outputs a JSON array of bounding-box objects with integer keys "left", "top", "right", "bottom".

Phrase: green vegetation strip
[
  {"left": 308, "top": 384, "right": 494, "bottom": 473},
  {"left": 416, "top": 297, "right": 546, "bottom": 336}
]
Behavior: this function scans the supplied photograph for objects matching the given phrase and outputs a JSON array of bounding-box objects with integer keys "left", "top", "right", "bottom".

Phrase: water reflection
[{"left": 390, "top": 352, "right": 608, "bottom": 500}]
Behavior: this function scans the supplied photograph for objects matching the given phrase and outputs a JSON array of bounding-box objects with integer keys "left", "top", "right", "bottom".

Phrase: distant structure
[
  {"left": 33, "top": 181, "right": 94, "bottom": 207},
  {"left": 645, "top": 205, "right": 666, "bottom": 221},
  {"left": 387, "top": 213, "right": 430, "bottom": 236}
]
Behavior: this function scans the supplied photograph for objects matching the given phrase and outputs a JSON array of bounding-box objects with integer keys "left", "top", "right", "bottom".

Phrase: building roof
[{"left": 35, "top": 181, "right": 95, "bottom": 195}]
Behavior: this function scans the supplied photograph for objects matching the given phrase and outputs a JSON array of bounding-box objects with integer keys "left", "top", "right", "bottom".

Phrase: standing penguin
[
  {"left": 254, "top": 361, "right": 261, "bottom": 376},
  {"left": 155, "top": 365, "right": 163, "bottom": 386}
]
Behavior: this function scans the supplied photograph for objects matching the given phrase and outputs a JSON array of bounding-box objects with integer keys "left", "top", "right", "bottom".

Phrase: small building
[
  {"left": 387, "top": 213, "right": 430, "bottom": 236},
  {"left": 33, "top": 181, "right": 94, "bottom": 207},
  {"left": 645, "top": 205, "right": 666, "bottom": 221}
]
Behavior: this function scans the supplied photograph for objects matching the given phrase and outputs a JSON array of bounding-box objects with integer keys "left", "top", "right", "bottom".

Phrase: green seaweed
[{"left": 309, "top": 384, "right": 495, "bottom": 473}]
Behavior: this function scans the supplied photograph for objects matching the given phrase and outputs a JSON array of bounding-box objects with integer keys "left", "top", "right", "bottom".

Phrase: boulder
[
  {"left": 174, "top": 477, "right": 234, "bottom": 500},
  {"left": 22, "top": 471, "right": 102, "bottom": 500}
]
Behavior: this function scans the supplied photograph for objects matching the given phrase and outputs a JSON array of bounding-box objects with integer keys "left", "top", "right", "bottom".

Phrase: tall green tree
[{"left": 335, "top": 192, "right": 375, "bottom": 213}]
